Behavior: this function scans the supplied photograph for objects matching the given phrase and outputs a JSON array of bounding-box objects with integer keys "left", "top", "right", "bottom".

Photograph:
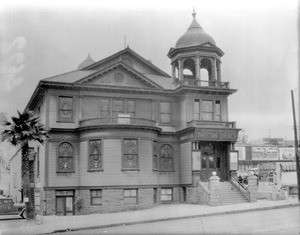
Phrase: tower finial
[{"left": 192, "top": 6, "right": 196, "bottom": 18}]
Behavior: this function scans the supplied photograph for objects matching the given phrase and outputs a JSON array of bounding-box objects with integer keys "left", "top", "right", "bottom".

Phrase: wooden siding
[
  {"left": 79, "top": 139, "right": 163, "bottom": 186},
  {"left": 180, "top": 142, "right": 192, "bottom": 184}
]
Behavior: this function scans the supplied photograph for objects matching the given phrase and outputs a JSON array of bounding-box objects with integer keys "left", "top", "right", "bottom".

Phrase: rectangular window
[
  {"left": 202, "top": 100, "right": 213, "bottom": 121},
  {"left": 124, "top": 189, "right": 138, "bottom": 205},
  {"left": 122, "top": 139, "right": 138, "bottom": 170},
  {"left": 112, "top": 99, "right": 124, "bottom": 117},
  {"left": 58, "top": 96, "right": 73, "bottom": 122},
  {"left": 153, "top": 140, "right": 158, "bottom": 170},
  {"left": 90, "top": 189, "right": 102, "bottom": 205},
  {"left": 215, "top": 100, "right": 221, "bottom": 121},
  {"left": 100, "top": 99, "right": 110, "bottom": 118},
  {"left": 194, "top": 100, "right": 200, "bottom": 120},
  {"left": 160, "top": 102, "right": 172, "bottom": 124},
  {"left": 126, "top": 100, "right": 135, "bottom": 117},
  {"left": 88, "top": 140, "right": 103, "bottom": 171},
  {"left": 161, "top": 188, "right": 173, "bottom": 202}
]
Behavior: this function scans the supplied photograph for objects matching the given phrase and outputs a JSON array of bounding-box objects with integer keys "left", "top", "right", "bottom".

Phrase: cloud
[{"left": 0, "top": 36, "right": 26, "bottom": 91}]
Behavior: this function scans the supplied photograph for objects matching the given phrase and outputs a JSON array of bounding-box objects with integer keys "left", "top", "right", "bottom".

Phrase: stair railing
[{"left": 230, "top": 175, "right": 250, "bottom": 201}]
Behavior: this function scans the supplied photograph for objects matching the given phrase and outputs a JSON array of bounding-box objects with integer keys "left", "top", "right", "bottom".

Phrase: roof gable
[
  {"left": 82, "top": 47, "right": 170, "bottom": 78},
  {"left": 76, "top": 61, "right": 163, "bottom": 89}
]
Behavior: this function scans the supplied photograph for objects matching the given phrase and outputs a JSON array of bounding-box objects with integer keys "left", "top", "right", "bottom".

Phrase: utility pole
[{"left": 291, "top": 90, "right": 300, "bottom": 201}]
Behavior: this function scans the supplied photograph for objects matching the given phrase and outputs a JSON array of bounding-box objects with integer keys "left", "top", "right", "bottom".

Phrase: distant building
[{"left": 10, "top": 12, "right": 240, "bottom": 216}]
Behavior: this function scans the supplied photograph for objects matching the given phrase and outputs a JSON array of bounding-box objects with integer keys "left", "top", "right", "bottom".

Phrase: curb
[{"left": 48, "top": 203, "right": 300, "bottom": 234}]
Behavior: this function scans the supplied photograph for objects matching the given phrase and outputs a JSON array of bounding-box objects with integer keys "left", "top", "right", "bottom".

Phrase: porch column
[{"left": 247, "top": 171, "right": 258, "bottom": 202}]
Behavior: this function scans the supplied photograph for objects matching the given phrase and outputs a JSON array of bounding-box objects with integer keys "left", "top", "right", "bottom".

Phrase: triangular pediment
[
  {"left": 76, "top": 62, "right": 163, "bottom": 89},
  {"left": 81, "top": 47, "right": 170, "bottom": 78}
]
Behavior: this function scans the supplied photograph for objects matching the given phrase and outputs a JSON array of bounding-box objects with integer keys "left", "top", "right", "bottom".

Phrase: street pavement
[
  {"left": 0, "top": 198, "right": 299, "bottom": 235},
  {"left": 66, "top": 207, "right": 300, "bottom": 234}
]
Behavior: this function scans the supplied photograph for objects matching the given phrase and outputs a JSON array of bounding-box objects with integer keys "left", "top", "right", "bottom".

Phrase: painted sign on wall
[
  {"left": 279, "top": 148, "right": 295, "bottom": 160},
  {"left": 194, "top": 128, "right": 239, "bottom": 141},
  {"left": 251, "top": 147, "right": 278, "bottom": 161}
]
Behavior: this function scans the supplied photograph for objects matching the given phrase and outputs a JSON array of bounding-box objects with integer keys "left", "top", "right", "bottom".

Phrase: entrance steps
[{"left": 218, "top": 182, "right": 248, "bottom": 205}]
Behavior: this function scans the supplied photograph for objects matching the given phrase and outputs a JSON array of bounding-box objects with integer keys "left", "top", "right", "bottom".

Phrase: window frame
[
  {"left": 57, "top": 142, "right": 75, "bottom": 173},
  {"left": 193, "top": 99, "right": 222, "bottom": 122},
  {"left": 57, "top": 96, "right": 74, "bottom": 123},
  {"left": 159, "top": 101, "right": 172, "bottom": 125},
  {"left": 159, "top": 144, "right": 175, "bottom": 172},
  {"left": 90, "top": 189, "right": 102, "bottom": 206},
  {"left": 123, "top": 189, "right": 138, "bottom": 205},
  {"left": 88, "top": 139, "right": 103, "bottom": 172},
  {"left": 122, "top": 138, "right": 139, "bottom": 171},
  {"left": 161, "top": 188, "right": 173, "bottom": 202},
  {"left": 99, "top": 98, "right": 136, "bottom": 118}
]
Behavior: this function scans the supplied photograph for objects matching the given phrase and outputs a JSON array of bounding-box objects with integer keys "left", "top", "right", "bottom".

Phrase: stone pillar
[
  {"left": 209, "top": 172, "right": 220, "bottom": 206},
  {"left": 247, "top": 171, "right": 258, "bottom": 202}
]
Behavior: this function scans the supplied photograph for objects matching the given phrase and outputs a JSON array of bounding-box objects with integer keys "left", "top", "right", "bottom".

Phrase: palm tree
[{"left": 1, "top": 110, "right": 48, "bottom": 219}]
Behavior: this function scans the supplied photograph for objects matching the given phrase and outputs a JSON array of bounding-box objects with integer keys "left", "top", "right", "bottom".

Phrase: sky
[{"left": 0, "top": 0, "right": 299, "bottom": 141}]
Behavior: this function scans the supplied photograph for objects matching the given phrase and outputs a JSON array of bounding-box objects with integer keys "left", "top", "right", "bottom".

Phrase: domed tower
[
  {"left": 77, "top": 53, "right": 96, "bottom": 70},
  {"left": 167, "top": 10, "right": 224, "bottom": 87}
]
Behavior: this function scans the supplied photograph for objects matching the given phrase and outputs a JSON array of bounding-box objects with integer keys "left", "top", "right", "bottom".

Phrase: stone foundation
[{"left": 44, "top": 187, "right": 180, "bottom": 215}]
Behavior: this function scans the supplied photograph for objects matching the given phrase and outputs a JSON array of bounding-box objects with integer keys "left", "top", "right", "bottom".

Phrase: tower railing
[{"left": 179, "top": 77, "right": 230, "bottom": 88}]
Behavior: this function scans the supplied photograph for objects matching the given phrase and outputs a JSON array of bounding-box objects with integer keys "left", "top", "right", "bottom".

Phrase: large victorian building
[{"left": 17, "top": 12, "right": 240, "bottom": 216}]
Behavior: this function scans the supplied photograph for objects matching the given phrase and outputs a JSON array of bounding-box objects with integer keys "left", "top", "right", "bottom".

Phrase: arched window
[
  {"left": 88, "top": 140, "right": 103, "bottom": 171},
  {"left": 57, "top": 142, "right": 74, "bottom": 172},
  {"left": 159, "top": 144, "right": 174, "bottom": 171}
]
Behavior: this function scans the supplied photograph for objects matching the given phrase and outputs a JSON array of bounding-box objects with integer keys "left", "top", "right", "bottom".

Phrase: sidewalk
[{"left": 1, "top": 198, "right": 299, "bottom": 235}]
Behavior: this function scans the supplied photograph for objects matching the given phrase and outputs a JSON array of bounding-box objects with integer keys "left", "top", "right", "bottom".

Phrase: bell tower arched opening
[
  {"left": 200, "top": 58, "right": 213, "bottom": 86},
  {"left": 183, "top": 58, "right": 196, "bottom": 85}
]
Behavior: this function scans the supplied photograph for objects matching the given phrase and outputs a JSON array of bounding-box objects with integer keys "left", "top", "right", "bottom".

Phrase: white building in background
[{"left": 9, "top": 149, "right": 22, "bottom": 203}]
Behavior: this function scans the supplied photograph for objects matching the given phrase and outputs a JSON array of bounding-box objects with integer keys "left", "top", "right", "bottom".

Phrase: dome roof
[
  {"left": 175, "top": 12, "right": 216, "bottom": 48},
  {"left": 77, "top": 53, "right": 95, "bottom": 69}
]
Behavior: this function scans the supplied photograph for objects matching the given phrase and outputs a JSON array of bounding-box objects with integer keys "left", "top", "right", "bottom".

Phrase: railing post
[
  {"left": 247, "top": 171, "right": 258, "bottom": 202},
  {"left": 209, "top": 171, "right": 220, "bottom": 206}
]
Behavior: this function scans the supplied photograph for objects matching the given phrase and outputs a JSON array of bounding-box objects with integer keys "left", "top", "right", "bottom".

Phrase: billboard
[
  {"left": 251, "top": 147, "right": 278, "bottom": 161},
  {"left": 279, "top": 147, "right": 295, "bottom": 160}
]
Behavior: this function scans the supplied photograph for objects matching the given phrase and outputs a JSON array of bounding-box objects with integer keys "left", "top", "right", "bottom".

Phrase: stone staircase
[{"left": 219, "top": 181, "right": 248, "bottom": 205}]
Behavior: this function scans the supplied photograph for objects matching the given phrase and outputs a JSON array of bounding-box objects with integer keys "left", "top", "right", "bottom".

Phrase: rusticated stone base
[{"left": 44, "top": 187, "right": 180, "bottom": 215}]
